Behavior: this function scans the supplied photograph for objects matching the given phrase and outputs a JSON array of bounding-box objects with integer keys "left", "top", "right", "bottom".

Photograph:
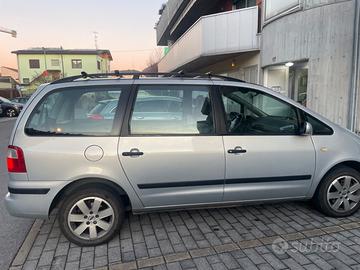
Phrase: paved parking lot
[
  {"left": 9, "top": 201, "right": 360, "bottom": 270},
  {"left": 0, "top": 119, "right": 34, "bottom": 270},
  {"left": 3, "top": 117, "right": 360, "bottom": 270},
  {"left": 0, "top": 117, "right": 16, "bottom": 123}
]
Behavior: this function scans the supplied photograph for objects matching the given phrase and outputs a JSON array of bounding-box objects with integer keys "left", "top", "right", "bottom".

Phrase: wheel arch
[
  {"left": 312, "top": 160, "right": 360, "bottom": 198},
  {"left": 49, "top": 177, "right": 132, "bottom": 216}
]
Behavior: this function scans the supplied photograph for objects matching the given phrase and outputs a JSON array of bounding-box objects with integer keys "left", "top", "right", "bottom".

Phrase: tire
[
  {"left": 6, "top": 108, "right": 17, "bottom": 118},
  {"left": 58, "top": 188, "right": 124, "bottom": 246},
  {"left": 314, "top": 166, "right": 360, "bottom": 217}
]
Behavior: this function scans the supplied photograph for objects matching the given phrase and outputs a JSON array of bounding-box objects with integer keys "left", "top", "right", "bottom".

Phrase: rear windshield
[{"left": 25, "top": 87, "right": 124, "bottom": 136}]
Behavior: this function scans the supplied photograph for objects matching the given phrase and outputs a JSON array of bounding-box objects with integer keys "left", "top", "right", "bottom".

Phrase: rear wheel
[
  {"left": 314, "top": 166, "right": 360, "bottom": 217},
  {"left": 58, "top": 188, "right": 124, "bottom": 246}
]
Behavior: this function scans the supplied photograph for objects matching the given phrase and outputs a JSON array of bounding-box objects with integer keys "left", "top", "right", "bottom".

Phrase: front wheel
[
  {"left": 58, "top": 188, "right": 124, "bottom": 246},
  {"left": 314, "top": 166, "right": 360, "bottom": 217}
]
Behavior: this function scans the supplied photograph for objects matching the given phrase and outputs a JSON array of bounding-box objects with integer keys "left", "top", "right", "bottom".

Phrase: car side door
[
  {"left": 217, "top": 85, "right": 316, "bottom": 202},
  {"left": 118, "top": 83, "right": 225, "bottom": 208}
]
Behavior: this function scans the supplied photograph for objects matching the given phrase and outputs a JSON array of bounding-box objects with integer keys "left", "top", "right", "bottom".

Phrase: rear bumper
[
  {"left": 5, "top": 180, "right": 68, "bottom": 218},
  {"left": 5, "top": 192, "right": 50, "bottom": 218}
]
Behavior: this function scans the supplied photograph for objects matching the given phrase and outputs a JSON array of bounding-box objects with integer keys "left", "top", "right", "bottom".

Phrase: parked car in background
[
  {"left": 87, "top": 96, "right": 183, "bottom": 121},
  {"left": 10, "top": 96, "right": 30, "bottom": 105},
  {"left": 5, "top": 72, "right": 360, "bottom": 247},
  {"left": 0, "top": 96, "right": 23, "bottom": 117}
]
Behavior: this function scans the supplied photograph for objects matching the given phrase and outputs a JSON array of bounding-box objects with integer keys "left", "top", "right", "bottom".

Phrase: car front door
[
  {"left": 218, "top": 86, "right": 316, "bottom": 202},
  {"left": 118, "top": 83, "right": 225, "bottom": 208}
]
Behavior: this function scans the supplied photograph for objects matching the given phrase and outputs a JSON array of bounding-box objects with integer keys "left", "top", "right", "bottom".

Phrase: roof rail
[{"left": 50, "top": 71, "right": 246, "bottom": 85}]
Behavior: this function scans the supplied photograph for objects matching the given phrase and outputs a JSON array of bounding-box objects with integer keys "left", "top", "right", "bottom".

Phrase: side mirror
[{"left": 300, "top": 121, "right": 313, "bottom": 136}]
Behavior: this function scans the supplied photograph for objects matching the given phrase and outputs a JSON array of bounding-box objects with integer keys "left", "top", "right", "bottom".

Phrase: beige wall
[
  {"left": 17, "top": 53, "right": 111, "bottom": 84},
  {"left": 0, "top": 81, "right": 12, "bottom": 89},
  {"left": 197, "top": 51, "right": 260, "bottom": 82}
]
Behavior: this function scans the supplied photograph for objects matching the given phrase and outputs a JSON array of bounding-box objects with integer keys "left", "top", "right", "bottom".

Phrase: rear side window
[
  {"left": 25, "top": 87, "right": 123, "bottom": 136},
  {"left": 129, "top": 85, "right": 213, "bottom": 135}
]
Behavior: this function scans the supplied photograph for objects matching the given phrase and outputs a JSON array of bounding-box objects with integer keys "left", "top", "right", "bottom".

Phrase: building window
[
  {"left": 29, "top": 59, "right": 40, "bottom": 69},
  {"left": 234, "top": 0, "right": 256, "bottom": 9},
  {"left": 264, "top": 61, "right": 308, "bottom": 106},
  {"left": 265, "top": 0, "right": 299, "bottom": 20},
  {"left": 23, "top": 78, "right": 30, "bottom": 84},
  {"left": 51, "top": 59, "right": 60, "bottom": 66},
  {"left": 71, "top": 59, "right": 82, "bottom": 69},
  {"left": 97, "top": 60, "right": 101, "bottom": 70}
]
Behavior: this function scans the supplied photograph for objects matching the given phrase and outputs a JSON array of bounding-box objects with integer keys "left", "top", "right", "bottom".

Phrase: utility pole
[
  {"left": 93, "top": 31, "right": 99, "bottom": 50},
  {"left": 0, "top": 26, "right": 17, "bottom": 37}
]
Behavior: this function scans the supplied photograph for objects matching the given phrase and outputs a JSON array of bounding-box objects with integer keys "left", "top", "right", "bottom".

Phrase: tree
[{"left": 144, "top": 47, "right": 163, "bottom": 73}]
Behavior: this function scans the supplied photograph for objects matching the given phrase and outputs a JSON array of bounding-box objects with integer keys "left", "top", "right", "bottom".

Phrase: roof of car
[{"left": 50, "top": 71, "right": 246, "bottom": 85}]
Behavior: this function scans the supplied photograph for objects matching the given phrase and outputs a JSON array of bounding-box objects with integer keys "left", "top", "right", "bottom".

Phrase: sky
[{"left": 0, "top": 0, "right": 165, "bottom": 71}]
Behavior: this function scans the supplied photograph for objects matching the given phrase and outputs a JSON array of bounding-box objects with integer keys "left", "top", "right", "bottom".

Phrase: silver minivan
[{"left": 5, "top": 72, "right": 360, "bottom": 246}]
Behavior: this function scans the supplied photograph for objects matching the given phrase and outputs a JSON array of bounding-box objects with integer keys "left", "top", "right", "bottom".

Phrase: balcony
[
  {"left": 156, "top": 0, "right": 190, "bottom": 46},
  {"left": 158, "top": 6, "right": 260, "bottom": 72}
]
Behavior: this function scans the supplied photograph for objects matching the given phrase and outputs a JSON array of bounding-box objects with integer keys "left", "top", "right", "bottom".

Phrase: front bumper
[{"left": 5, "top": 180, "right": 68, "bottom": 218}]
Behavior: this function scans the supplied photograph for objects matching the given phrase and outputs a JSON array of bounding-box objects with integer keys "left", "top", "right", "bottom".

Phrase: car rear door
[
  {"left": 13, "top": 82, "right": 133, "bottom": 187},
  {"left": 217, "top": 85, "right": 316, "bottom": 202},
  {"left": 118, "top": 82, "right": 225, "bottom": 208}
]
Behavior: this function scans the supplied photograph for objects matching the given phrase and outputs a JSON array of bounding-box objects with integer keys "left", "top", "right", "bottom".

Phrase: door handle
[
  {"left": 122, "top": 148, "right": 144, "bottom": 157},
  {"left": 228, "top": 147, "right": 247, "bottom": 154}
]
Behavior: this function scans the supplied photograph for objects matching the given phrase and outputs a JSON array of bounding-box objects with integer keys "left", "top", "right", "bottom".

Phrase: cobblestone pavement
[{"left": 9, "top": 202, "right": 360, "bottom": 270}]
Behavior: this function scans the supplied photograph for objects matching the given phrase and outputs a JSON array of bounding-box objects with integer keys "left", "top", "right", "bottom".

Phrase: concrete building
[
  {"left": 156, "top": 0, "right": 262, "bottom": 83},
  {"left": 12, "top": 48, "right": 113, "bottom": 92},
  {"left": 156, "top": 0, "right": 360, "bottom": 132}
]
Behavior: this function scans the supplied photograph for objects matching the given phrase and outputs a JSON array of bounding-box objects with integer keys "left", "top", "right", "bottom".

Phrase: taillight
[{"left": 7, "top": 145, "right": 27, "bottom": 173}]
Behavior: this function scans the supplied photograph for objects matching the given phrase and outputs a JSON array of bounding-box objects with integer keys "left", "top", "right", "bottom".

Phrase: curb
[{"left": 10, "top": 219, "right": 44, "bottom": 268}]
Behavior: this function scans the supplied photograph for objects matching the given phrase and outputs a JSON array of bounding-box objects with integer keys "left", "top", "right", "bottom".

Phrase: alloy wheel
[
  {"left": 327, "top": 175, "right": 360, "bottom": 212},
  {"left": 67, "top": 197, "right": 115, "bottom": 240},
  {"left": 6, "top": 109, "right": 16, "bottom": 117}
]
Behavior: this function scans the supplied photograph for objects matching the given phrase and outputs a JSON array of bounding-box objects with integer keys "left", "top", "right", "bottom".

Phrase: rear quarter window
[{"left": 25, "top": 87, "right": 124, "bottom": 136}]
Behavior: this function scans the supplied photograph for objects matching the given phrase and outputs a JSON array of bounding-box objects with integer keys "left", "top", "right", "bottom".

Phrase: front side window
[
  {"left": 221, "top": 87, "right": 299, "bottom": 135},
  {"left": 29, "top": 59, "right": 40, "bottom": 69},
  {"left": 71, "top": 59, "right": 82, "bottom": 69},
  {"left": 305, "top": 113, "right": 333, "bottom": 135},
  {"left": 129, "top": 85, "right": 213, "bottom": 135},
  {"left": 235, "top": 0, "right": 256, "bottom": 9},
  {"left": 26, "top": 87, "right": 123, "bottom": 136}
]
